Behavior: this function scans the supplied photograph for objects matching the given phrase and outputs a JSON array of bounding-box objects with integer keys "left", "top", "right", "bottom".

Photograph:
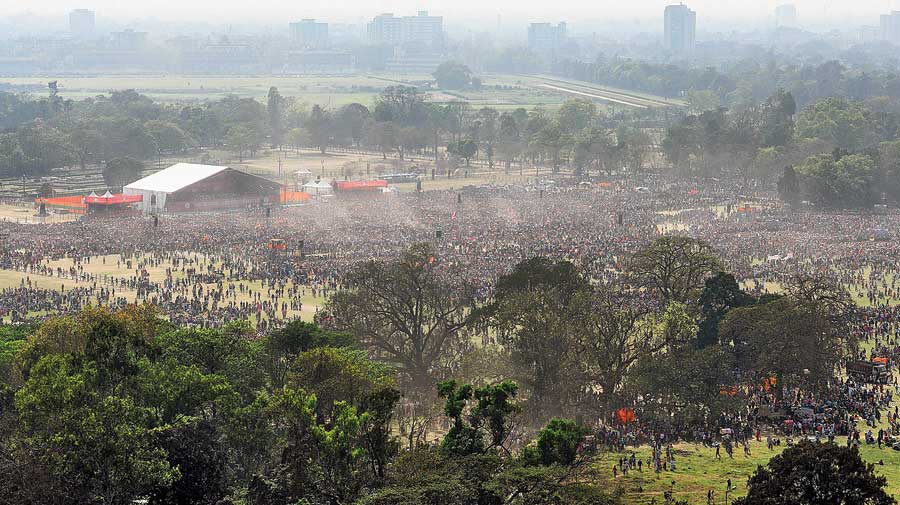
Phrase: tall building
[
  {"left": 109, "top": 29, "right": 148, "bottom": 51},
  {"left": 663, "top": 4, "right": 696, "bottom": 55},
  {"left": 289, "top": 19, "right": 329, "bottom": 49},
  {"left": 881, "top": 11, "right": 900, "bottom": 45},
  {"left": 527, "top": 22, "right": 567, "bottom": 54},
  {"left": 367, "top": 11, "right": 443, "bottom": 50},
  {"left": 859, "top": 25, "right": 881, "bottom": 43},
  {"left": 403, "top": 11, "right": 443, "bottom": 50},
  {"left": 69, "top": 9, "right": 96, "bottom": 39},
  {"left": 775, "top": 4, "right": 798, "bottom": 28},
  {"left": 369, "top": 14, "right": 403, "bottom": 46}
]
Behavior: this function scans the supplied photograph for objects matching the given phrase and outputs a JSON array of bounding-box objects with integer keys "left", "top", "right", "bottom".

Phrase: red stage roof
[
  {"left": 333, "top": 180, "right": 388, "bottom": 191},
  {"left": 85, "top": 194, "right": 143, "bottom": 205}
]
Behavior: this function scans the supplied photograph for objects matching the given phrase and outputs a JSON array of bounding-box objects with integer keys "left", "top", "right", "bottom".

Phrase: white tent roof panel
[{"left": 124, "top": 163, "right": 229, "bottom": 194}]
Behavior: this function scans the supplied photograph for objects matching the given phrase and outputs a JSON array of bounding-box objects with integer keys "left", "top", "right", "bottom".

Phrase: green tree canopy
[
  {"left": 735, "top": 442, "right": 895, "bottom": 505},
  {"left": 434, "top": 61, "right": 475, "bottom": 90}
]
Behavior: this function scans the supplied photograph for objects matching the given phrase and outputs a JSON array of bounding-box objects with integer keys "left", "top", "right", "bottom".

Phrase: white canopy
[
  {"left": 125, "top": 163, "right": 228, "bottom": 194},
  {"left": 303, "top": 180, "right": 332, "bottom": 194}
]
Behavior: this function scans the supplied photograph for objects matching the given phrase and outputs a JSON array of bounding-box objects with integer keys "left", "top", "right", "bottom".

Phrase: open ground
[{"left": 0, "top": 73, "right": 680, "bottom": 111}]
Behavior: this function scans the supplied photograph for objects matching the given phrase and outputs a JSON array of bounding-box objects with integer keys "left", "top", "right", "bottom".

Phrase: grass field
[
  {"left": 0, "top": 74, "right": 404, "bottom": 104},
  {"left": 741, "top": 267, "right": 900, "bottom": 308},
  {"left": 0, "top": 72, "right": 684, "bottom": 112},
  {"left": 0, "top": 253, "right": 327, "bottom": 324},
  {"left": 0, "top": 73, "right": 617, "bottom": 110},
  {"left": 0, "top": 204, "right": 78, "bottom": 224},
  {"left": 596, "top": 437, "right": 900, "bottom": 504}
]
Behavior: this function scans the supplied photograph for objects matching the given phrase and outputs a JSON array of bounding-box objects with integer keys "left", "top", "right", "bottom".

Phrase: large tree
[
  {"left": 696, "top": 272, "right": 754, "bottom": 348},
  {"left": 625, "top": 344, "right": 738, "bottom": 430},
  {"left": 795, "top": 97, "right": 871, "bottom": 151},
  {"left": 572, "top": 285, "right": 668, "bottom": 410},
  {"left": 336, "top": 103, "right": 371, "bottom": 149},
  {"left": 323, "top": 244, "right": 473, "bottom": 392},
  {"left": 433, "top": 61, "right": 474, "bottom": 90},
  {"left": 795, "top": 152, "right": 878, "bottom": 209},
  {"left": 267, "top": 86, "right": 284, "bottom": 148},
  {"left": 720, "top": 294, "right": 852, "bottom": 390},
  {"left": 777, "top": 165, "right": 801, "bottom": 206},
  {"left": 628, "top": 236, "right": 723, "bottom": 305},
  {"left": 735, "top": 442, "right": 895, "bottom": 505},
  {"left": 305, "top": 104, "right": 332, "bottom": 154},
  {"left": 480, "top": 258, "right": 589, "bottom": 419},
  {"left": 103, "top": 156, "right": 145, "bottom": 192}
]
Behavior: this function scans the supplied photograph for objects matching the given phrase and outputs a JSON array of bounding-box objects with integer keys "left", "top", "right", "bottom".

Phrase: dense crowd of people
[{"left": 2, "top": 175, "right": 900, "bottom": 327}]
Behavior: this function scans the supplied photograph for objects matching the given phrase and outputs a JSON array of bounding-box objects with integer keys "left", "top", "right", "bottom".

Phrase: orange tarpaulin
[
  {"left": 616, "top": 408, "right": 636, "bottom": 423},
  {"left": 37, "top": 195, "right": 86, "bottom": 208},
  {"left": 280, "top": 189, "right": 312, "bottom": 203},
  {"left": 334, "top": 180, "right": 387, "bottom": 191},
  {"left": 36, "top": 196, "right": 87, "bottom": 214},
  {"left": 874, "top": 357, "right": 889, "bottom": 365},
  {"left": 38, "top": 194, "right": 142, "bottom": 214}
]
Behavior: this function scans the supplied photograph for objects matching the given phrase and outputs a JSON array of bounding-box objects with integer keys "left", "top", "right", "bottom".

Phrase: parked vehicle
[{"left": 847, "top": 360, "right": 891, "bottom": 383}]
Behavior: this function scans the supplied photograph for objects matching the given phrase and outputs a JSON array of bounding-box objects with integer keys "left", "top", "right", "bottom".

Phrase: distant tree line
[
  {"left": 555, "top": 57, "right": 900, "bottom": 110},
  {"left": 661, "top": 86, "right": 900, "bottom": 208},
  {"left": 0, "top": 85, "right": 659, "bottom": 181}
]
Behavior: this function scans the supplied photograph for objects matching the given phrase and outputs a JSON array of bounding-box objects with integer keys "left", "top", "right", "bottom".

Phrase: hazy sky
[{"left": 4, "top": 0, "right": 900, "bottom": 26}]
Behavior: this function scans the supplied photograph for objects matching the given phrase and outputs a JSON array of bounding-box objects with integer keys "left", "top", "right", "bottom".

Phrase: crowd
[{"left": 2, "top": 175, "right": 900, "bottom": 328}]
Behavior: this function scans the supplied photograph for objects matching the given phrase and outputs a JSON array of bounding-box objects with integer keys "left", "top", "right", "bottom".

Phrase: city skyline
[{"left": 5, "top": 0, "right": 900, "bottom": 27}]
